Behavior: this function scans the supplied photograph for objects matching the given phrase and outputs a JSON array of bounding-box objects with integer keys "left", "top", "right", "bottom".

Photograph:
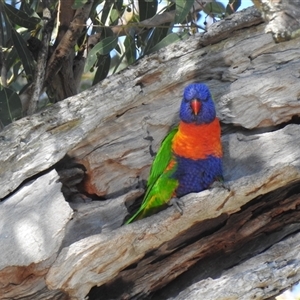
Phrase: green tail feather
[
  {"left": 125, "top": 172, "right": 178, "bottom": 224},
  {"left": 125, "top": 127, "right": 178, "bottom": 224}
]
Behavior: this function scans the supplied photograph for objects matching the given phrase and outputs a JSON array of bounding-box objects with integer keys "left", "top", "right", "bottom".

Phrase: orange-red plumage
[{"left": 172, "top": 118, "right": 222, "bottom": 160}]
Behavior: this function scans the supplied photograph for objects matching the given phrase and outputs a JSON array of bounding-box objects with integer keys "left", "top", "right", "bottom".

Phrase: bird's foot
[
  {"left": 210, "top": 180, "right": 230, "bottom": 191},
  {"left": 169, "top": 197, "right": 185, "bottom": 215}
]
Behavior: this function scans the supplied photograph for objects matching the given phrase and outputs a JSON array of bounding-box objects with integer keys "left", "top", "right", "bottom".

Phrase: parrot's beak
[{"left": 191, "top": 99, "right": 201, "bottom": 115}]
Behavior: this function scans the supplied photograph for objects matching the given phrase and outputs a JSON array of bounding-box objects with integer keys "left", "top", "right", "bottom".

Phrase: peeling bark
[
  {"left": 44, "top": 1, "right": 93, "bottom": 102},
  {"left": 254, "top": 0, "right": 300, "bottom": 42},
  {"left": 46, "top": 127, "right": 300, "bottom": 299}
]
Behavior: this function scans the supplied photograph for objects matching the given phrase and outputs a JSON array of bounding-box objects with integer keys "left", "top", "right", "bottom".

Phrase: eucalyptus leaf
[
  {"left": 102, "top": 27, "right": 114, "bottom": 38},
  {"left": 30, "top": 0, "right": 41, "bottom": 11},
  {"left": 175, "top": 0, "right": 194, "bottom": 24},
  {"left": 109, "top": 9, "right": 120, "bottom": 24},
  {"left": 72, "top": 0, "right": 88, "bottom": 9},
  {"left": 20, "top": 2, "right": 41, "bottom": 21},
  {"left": 4, "top": 3, "right": 40, "bottom": 29},
  {"left": 226, "top": 0, "right": 241, "bottom": 15},
  {"left": 0, "top": 7, "right": 12, "bottom": 46},
  {"left": 11, "top": 29, "right": 35, "bottom": 81},
  {"left": 115, "top": 43, "right": 122, "bottom": 55},
  {"left": 84, "top": 36, "right": 118, "bottom": 72},
  {"left": 0, "top": 12, "right": 5, "bottom": 49},
  {"left": 143, "top": 25, "right": 169, "bottom": 55},
  {"left": 101, "top": 1, "right": 113, "bottom": 25},
  {"left": 203, "top": 1, "right": 226, "bottom": 15},
  {"left": 139, "top": 0, "right": 158, "bottom": 22},
  {"left": 92, "top": 54, "right": 111, "bottom": 85},
  {"left": 0, "top": 86, "right": 22, "bottom": 126},
  {"left": 115, "top": 0, "right": 123, "bottom": 13},
  {"left": 124, "top": 34, "right": 137, "bottom": 65},
  {"left": 12, "top": 61, "right": 22, "bottom": 84},
  {"left": 101, "top": 0, "right": 123, "bottom": 26}
]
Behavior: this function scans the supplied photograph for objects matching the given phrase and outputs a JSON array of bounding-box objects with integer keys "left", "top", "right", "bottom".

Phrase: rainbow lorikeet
[{"left": 125, "top": 83, "right": 223, "bottom": 224}]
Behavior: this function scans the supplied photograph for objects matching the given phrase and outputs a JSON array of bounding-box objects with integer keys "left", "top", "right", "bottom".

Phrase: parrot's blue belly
[{"left": 173, "top": 155, "right": 222, "bottom": 197}]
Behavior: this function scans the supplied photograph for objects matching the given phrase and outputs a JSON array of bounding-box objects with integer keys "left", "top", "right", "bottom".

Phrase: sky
[{"left": 235, "top": 0, "right": 253, "bottom": 10}]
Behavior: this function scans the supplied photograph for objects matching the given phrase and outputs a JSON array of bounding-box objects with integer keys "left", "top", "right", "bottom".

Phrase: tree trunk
[
  {"left": 1, "top": 6, "right": 300, "bottom": 300},
  {"left": 253, "top": 0, "right": 300, "bottom": 42}
]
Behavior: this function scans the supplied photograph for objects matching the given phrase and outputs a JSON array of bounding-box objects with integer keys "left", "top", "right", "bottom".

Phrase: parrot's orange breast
[{"left": 172, "top": 118, "right": 222, "bottom": 160}]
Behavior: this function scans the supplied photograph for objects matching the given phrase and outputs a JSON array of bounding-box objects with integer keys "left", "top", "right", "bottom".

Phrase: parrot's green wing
[
  {"left": 125, "top": 127, "right": 178, "bottom": 224},
  {"left": 146, "top": 126, "right": 178, "bottom": 189}
]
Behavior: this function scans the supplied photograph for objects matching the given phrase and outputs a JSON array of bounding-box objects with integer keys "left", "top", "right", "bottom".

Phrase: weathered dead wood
[
  {"left": 254, "top": 0, "right": 300, "bottom": 42},
  {"left": 0, "top": 170, "right": 72, "bottom": 300},
  {"left": 45, "top": 124, "right": 300, "bottom": 299},
  {"left": 26, "top": 3, "right": 52, "bottom": 115},
  {"left": 61, "top": 189, "right": 143, "bottom": 248},
  {"left": 91, "top": 182, "right": 300, "bottom": 300},
  {"left": 165, "top": 230, "right": 300, "bottom": 300}
]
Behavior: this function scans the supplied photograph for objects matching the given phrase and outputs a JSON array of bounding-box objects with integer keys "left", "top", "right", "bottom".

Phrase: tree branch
[
  {"left": 86, "top": 0, "right": 210, "bottom": 70},
  {"left": 254, "top": 0, "right": 300, "bottom": 42},
  {"left": 163, "top": 230, "right": 300, "bottom": 300},
  {"left": 44, "top": 1, "right": 94, "bottom": 88},
  {"left": 88, "top": 0, "right": 210, "bottom": 42},
  {"left": 54, "top": 0, "right": 75, "bottom": 47},
  {"left": 0, "top": 4, "right": 7, "bottom": 88},
  {"left": 46, "top": 164, "right": 300, "bottom": 299},
  {"left": 26, "top": 1, "right": 53, "bottom": 115},
  {"left": 0, "top": 48, "right": 7, "bottom": 88}
]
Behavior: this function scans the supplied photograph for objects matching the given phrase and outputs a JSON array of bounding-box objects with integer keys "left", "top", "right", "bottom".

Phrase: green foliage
[
  {"left": 175, "top": 0, "right": 195, "bottom": 24},
  {"left": 11, "top": 29, "right": 35, "bottom": 81},
  {"left": 3, "top": 3, "right": 40, "bottom": 29},
  {"left": 226, "top": 0, "right": 242, "bottom": 15},
  {"left": 0, "top": 0, "right": 242, "bottom": 128},
  {"left": 72, "top": 0, "right": 89, "bottom": 9},
  {"left": 0, "top": 86, "right": 22, "bottom": 127},
  {"left": 124, "top": 33, "right": 136, "bottom": 65},
  {"left": 203, "top": 1, "right": 226, "bottom": 17},
  {"left": 139, "top": 0, "right": 158, "bottom": 21},
  {"left": 203, "top": 0, "right": 241, "bottom": 20},
  {"left": 84, "top": 36, "right": 118, "bottom": 72},
  {"left": 92, "top": 54, "right": 111, "bottom": 85}
]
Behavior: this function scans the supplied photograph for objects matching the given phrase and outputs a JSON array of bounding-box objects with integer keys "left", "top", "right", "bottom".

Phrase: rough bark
[
  {"left": 254, "top": 0, "right": 300, "bottom": 42},
  {"left": 0, "top": 170, "right": 72, "bottom": 300},
  {"left": 163, "top": 230, "right": 300, "bottom": 300},
  {"left": 44, "top": 0, "right": 93, "bottom": 102},
  {"left": 1, "top": 6, "right": 300, "bottom": 300},
  {"left": 46, "top": 125, "right": 300, "bottom": 299}
]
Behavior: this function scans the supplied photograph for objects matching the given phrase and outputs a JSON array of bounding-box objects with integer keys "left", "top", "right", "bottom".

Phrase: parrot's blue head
[{"left": 179, "top": 83, "right": 216, "bottom": 124}]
